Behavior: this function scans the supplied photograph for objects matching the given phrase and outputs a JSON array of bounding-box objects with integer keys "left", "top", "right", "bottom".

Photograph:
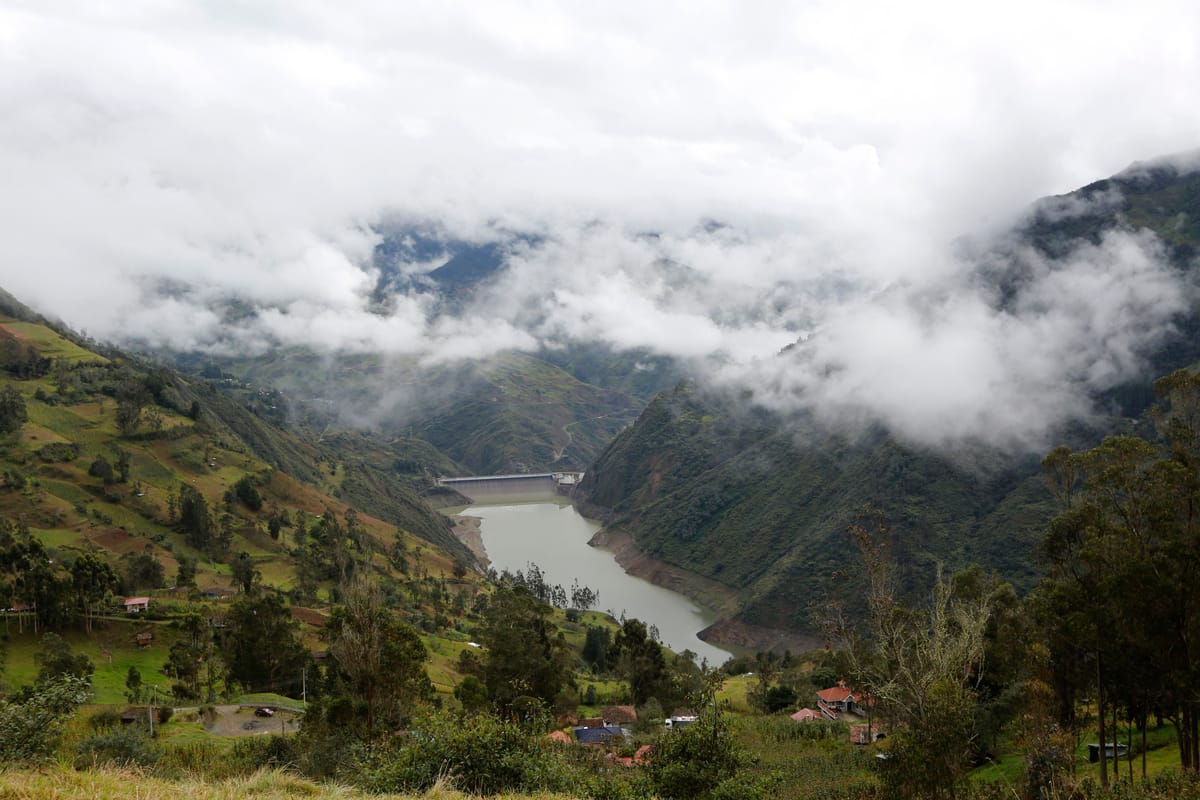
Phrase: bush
[
  {"left": 157, "top": 705, "right": 173, "bottom": 725},
  {"left": 74, "top": 726, "right": 160, "bottom": 769},
  {"left": 0, "top": 675, "right": 90, "bottom": 764},
  {"left": 88, "top": 708, "right": 122, "bottom": 732},
  {"left": 646, "top": 713, "right": 749, "bottom": 800},
  {"left": 363, "top": 712, "right": 585, "bottom": 796}
]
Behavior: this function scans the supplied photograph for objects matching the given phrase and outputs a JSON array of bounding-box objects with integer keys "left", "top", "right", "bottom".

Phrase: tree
[
  {"left": 454, "top": 675, "right": 490, "bottom": 713},
  {"left": 177, "top": 483, "right": 211, "bottom": 550},
  {"left": 646, "top": 671, "right": 746, "bottom": 800},
  {"left": 231, "top": 476, "right": 262, "bottom": 511},
  {"left": 35, "top": 632, "right": 95, "bottom": 685},
  {"left": 322, "top": 580, "right": 434, "bottom": 732},
  {"left": 231, "top": 552, "right": 259, "bottom": 595},
  {"left": 479, "top": 584, "right": 572, "bottom": 711},
  {"left": 611, "top": 618, "right": 666, "bottom": 706},
  {"left": 221, "top": 594, "right": 308, "bottom": 696},
  {"left": 164, "top": 612, "right": 217, "bottom": 702},
  {"left": 582, "top": 625, "right": 611, "bottom": 673},
  {"left": 71, "top": 553, "right": 117, "bottom": 633},
  {"left": 0, "top": 386, "right": 27, "bottom": 435},
  {"left": 87, "top": 455, "right": 115, "bottom": 484},
  {"left": 175, "top": 555, "right": 197, "bottom": 587},
  {"left": 125, "top": 666, "right": 144, "bottom": 704},
  {"left": 0, "top": 675, "right": 90, "bottom": 764},
  {"left": 1038, "top": 373, "right": 1200, "bottom": 781},
  {"left": 121, "top": 548, "right": 165, "bottom": 592},
  {"left": 836, "top": 515, "right": 991, "bottom": 800}
]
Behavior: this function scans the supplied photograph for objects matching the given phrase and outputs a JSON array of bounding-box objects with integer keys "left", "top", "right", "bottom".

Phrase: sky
[{"left": 2, "top": 1, "right": 1200, "bottom": 450}]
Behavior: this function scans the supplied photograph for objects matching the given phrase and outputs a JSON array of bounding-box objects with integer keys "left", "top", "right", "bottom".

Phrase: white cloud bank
[{"left": 2, "top": 1, "right": 1200, "bottom": 449}]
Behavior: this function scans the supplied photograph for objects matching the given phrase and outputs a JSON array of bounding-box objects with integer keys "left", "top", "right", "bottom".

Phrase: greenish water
[{"left": 459, "top": 496, "right": 733, "bottom": 667}]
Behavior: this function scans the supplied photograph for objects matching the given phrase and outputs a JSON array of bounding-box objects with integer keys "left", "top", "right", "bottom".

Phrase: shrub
[
  {"left": 363, "top": 711, "right": 585, "bottom": 796},
  {"left": 88, "top": 708, "right": 122, "bottom": 732},
  {"left": 74, "top": 726, "right": 160, "bottom": 769},
  {"left": 0, "top": 676, "right": 91, "bottom": 764},
  {"left": 646, "top": 713, "right": 749, "bottom": 800}
]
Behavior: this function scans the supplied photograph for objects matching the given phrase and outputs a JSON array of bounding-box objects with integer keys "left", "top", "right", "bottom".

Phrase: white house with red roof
[
  {"left": 123, "top": 597, "right": 150, "bottom": 613},
  {"left": 816, "top": 680, "right": 872, "bottom": 720}
]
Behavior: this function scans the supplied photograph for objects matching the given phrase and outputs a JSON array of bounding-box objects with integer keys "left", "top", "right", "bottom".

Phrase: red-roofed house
[
  {"left": 816, "top": 680, "right": 871, "bottom": 720},
  {"left": 123, "top": 597, "right": 150, "bottom": 613},
  {"left": 547, "top": 730, "right": 572, "bottom": 744},
  {"left": 791, "top": 708, "right": 822, "bottom": 722}
]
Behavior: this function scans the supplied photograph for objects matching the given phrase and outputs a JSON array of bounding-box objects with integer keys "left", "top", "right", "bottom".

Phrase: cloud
[{"left": 2, "top": 1, "right": 1200, "bottom": 449}]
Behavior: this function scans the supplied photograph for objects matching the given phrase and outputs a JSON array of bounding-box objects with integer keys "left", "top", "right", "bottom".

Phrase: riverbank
[
  {"left": 449, "top": 514, "right": 490, "bottom": 569},
  {"left": 587, "top": 526, "right": 821, "bottom": 655}
]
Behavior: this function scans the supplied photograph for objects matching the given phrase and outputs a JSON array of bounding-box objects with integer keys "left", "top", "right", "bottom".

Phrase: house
[
  {"left": 610, "top": 744, "right": 655, "bottom": 767},
  {"left": 578, "top": 716, "right": 604, "bottom": 729},
  {"left": 849, "top": 723, "right": 885, "bottom": 745},
  {"left": 816, "top": 680, "right": 872, "bottom": 720},
  {"left": 573, "top": 725, "right": 631, "bottom": 745},
  {"left": 547, "top": 730, "right": 572, "bottom": 744},
  {"left": 665, "top": 715, "right": 698, "bottom": 729},
  {"left": 791, "top": 708, "right": 822, "bottom": 722},
  {"left": 602, "top": 705, "right": 638, "bottom": 725},
  {"left": 123, "top": 597, "right": 150, "bottom": 613},
  {"left": 1088, "top": 743, "right": 1129, "bottom": 763},
  {"left": 135, "top": 632, "right": 153, "bottom": 648}
]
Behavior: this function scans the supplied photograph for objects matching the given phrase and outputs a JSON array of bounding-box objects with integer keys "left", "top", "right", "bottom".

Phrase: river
[{"left": 452, "top": 496, "right": 733, "bottom": 667}]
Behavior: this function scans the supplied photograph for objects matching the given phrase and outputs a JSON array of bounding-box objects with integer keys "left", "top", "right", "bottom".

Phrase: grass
[
  {"left": 0, "top": 318, "right": 107, "bottom": 364},
  {"left": 2, "top": 622, "right": 176, "bottom": 703},
  {"left": 0, "top": 765, "right": 586, "bottom": 800}
]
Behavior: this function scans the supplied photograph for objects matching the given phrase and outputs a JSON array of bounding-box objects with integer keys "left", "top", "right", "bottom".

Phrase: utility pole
[
  {"left": 302, "top": 667, "right": 307, "bottom": 707},
  {"left": 148, "top": 684, "right": 157, "bottom": 738}
]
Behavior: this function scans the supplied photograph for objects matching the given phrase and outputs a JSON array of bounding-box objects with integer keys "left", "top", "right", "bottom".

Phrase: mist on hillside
[{"left": 3, "top": 3, "right": 1200, "bottom": 452}]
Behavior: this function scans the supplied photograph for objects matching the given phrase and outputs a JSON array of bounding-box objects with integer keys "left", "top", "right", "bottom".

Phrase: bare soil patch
[
  {"left": 202, "top": 704, "right": 302, "bottom": 737},
  {"left": 449, "top": 514, "right": 489, "bottom": 568}
]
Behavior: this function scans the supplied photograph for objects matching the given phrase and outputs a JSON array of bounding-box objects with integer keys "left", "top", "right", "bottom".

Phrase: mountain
[
  {"left": 0, "top": 305, "right": 476, "bottom": 608},
  {"left": 209, "top": 349, "right": 643, "bottom": 475},
  {"left": 577, "top": 154, "right": 1200, "bottom": 651}
]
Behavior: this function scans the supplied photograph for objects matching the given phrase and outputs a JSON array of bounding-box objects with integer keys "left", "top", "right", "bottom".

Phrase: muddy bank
[
  {"left": 588, "top": 526, "right": 821, "bottom": 655},
  {"left": 699, "top": 618, "right": 821, "bottom": 655},
  {"left": 588, "top": 527, "right": 738, "bottom": 617},
  {"left": 449, "top": 514, "right": 490, "bottom": 569}
]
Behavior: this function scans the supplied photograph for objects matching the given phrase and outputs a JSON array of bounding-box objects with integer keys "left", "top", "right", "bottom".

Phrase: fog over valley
[{"left": 4, "top": 1, "right": 1200, "bottom": 451}]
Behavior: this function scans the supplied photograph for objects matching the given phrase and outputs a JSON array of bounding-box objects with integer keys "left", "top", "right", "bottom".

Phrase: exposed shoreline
[
  {"left": 588, "top": 526, "right": 822, "bottom": 655},
  {"left": 449, "top": 514, "right": 490, "bottom": 569}
]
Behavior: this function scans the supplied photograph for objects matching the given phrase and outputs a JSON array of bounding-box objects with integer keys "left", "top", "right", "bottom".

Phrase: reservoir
[{"left": 454, "top": 496, "right": 733, "bottom": 667}]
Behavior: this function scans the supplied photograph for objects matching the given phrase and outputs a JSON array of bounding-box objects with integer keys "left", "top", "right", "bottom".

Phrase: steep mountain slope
[
  {"left": 578, "top": 156, "right": 1200, "bottom": 650},
  {"left": 216, "top": 349, "right": 642, "bottom": 475},
  {"left": 0, "top": 303, "right": 474, "bottom": 607}
]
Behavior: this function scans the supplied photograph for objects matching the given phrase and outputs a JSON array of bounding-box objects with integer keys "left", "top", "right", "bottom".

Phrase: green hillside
[
  {"left": 0, "top": 309, "right": 475, "bottom": 605},
  {"left": 213, "top": 349, "right": 642, "bottom": 475},
  {"left": 578, "top": 157, "right": 1200, "bottom": 650}
]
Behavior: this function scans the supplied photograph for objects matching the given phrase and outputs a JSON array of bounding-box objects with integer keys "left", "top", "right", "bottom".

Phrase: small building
[
  {"left": 602, "top": 705, "right": 638, "bottom": 725},
  {"left": 135, "top": 632, "right": 153, "bottom": 648},
  {"left": 547, "top": 730, "right": 572, "bottom": 744},
  {"left": 817, "top": 680, "right": 872, "bottom": 720},
  {"left": 665, "top": 715, "right": 698, "bottom": 729},
  {"left": 849, "top": 723, "right": 885, "bottom": 745},
  {"left": 578, "top": 716, "right": 604, "bottom": 729},
  {"left": 123, "top": 597, "right": 150, "bottom": 614},
  {"left": 574, "top": 725, "right": 631, "bottom": 746},
  {"left": 791, "top": 708, "right": 822, "bottom": 722},
  {"left": 1087, "top": 743, "right": 1129, "bottom": 763}
]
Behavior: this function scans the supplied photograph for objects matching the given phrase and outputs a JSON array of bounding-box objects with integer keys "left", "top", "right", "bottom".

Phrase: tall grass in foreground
[{"left": 0, "top": 765, "right": 583, "bottom": 800}]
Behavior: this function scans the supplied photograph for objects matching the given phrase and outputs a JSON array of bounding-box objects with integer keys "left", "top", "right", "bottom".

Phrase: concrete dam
[{"left": 438, "top": 472, "right": 584, "bottom": 501}]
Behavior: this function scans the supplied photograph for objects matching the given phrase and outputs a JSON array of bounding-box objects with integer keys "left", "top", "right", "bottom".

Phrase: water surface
[{"left": 458, "top": 497, "right": 732, "bottom": 666}]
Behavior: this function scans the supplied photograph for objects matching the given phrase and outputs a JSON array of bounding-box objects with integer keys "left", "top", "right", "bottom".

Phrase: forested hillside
[{"left": 579, "top": 158, "right": 1200, "bottom": 649}]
